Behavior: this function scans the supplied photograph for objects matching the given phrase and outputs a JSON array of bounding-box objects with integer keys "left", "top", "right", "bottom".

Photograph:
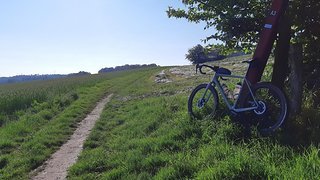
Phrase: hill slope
[
  {"left": 68, "top": 57, "right": 320, "bottom": 179},
  {"left": 1, "top": 56, "right": 319, "bottom": 179}
]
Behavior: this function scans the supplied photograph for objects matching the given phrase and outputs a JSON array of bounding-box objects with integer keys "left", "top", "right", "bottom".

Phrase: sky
[{"left": 0, "top": 0, "right": 216, "bottom": 76}]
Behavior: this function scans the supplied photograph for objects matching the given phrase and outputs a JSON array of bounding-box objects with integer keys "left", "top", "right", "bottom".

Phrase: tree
[
  {"left": 167, "top": 0, "right": 320, "bottom": 116},
  {"left": 186, "top": 44, "right": 207, "bottom": 64},
  {"left": 186, "top": 44, "right": 226, "bottom": 64}
]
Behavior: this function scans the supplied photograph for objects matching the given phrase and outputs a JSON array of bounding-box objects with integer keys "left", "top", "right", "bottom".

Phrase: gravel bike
[{"left": 188, "top": 62, "right": 287, "bottom": 134}]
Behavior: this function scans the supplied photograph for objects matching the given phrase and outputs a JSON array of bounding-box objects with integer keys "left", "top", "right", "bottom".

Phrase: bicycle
[{"left": 188, "top": 61, "right": 287, "bottom": 135}]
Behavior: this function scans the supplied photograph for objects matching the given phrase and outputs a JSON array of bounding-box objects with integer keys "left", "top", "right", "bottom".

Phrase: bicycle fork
[{"left": 197, "top": 84, "right": 213, "bottom": 108}]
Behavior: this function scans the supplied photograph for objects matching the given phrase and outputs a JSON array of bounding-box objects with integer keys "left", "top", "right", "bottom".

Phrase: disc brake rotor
[{"left": 254, "top": 101, "right": 266, "bottom": 115}]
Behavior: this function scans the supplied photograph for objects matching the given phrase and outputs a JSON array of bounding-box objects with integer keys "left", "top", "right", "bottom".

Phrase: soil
[{"left": 30, "top": 94, "right": 113, "bottom": 180}]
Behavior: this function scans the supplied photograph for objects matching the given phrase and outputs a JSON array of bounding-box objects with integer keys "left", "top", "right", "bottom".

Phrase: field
[
  {"left": 1, "top": 57, "right": 320, "bottom": 179},
  {"left": 0, "top": 68, "right": 161, "bottom": 179}
]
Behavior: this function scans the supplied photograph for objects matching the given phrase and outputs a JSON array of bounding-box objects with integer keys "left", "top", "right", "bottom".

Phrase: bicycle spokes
[
  {"left": 188, "top": 84, "right": 218, "bottom": 119},
  {"left": 250, "top": 84, "right": 286, "bottom": 133}
]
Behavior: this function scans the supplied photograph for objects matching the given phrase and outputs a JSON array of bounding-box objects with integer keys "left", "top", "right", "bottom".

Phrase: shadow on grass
[{"left": 224, "top": 105, "right": 320, "bottom": 152}]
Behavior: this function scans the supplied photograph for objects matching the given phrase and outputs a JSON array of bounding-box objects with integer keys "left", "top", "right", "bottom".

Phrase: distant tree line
[
  {"left": 67, "top": 71, "right": 91, "bottom": 77},
  {"left": 98, "top": 64, "right": 158, "bottom": 73},
  {"left": 0, "top": 71, "right": 92, "bottom": 85},
  {"left": 0, "top": 64, "right": 159, "bottom": 85},
  {"left": 0, "top": 75, "right": 66, "bottom": 84}
]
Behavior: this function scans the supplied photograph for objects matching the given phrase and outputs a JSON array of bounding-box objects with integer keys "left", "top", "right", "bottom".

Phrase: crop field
[
  {"left": 0, "top": 67, "right": 161, "bottom": 179},
  {"left": 0, "top": 73, "right": 132, "bottom": 125},
  {"left": 0, "top": 57, "right": 320, "bottom": 179}
]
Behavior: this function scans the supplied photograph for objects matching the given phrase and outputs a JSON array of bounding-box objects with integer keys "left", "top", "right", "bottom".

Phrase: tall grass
[
  {"left": 0, "top": 75, "right": 105, "bottom": 115},
  {"left": 1, "top": 55, "right": 319, "bottom": 178},
  {"left": 0, "top": 67, "right": 162, "bottom": 179},
  {"left": 67, "top": 60, "right": 320, "bottom": 179},
  {"left": 69, "top": 93, "right": 320, "bottom": 179},
  {"left": 0, "top": 72, "right": 150, "bottom": 126}
]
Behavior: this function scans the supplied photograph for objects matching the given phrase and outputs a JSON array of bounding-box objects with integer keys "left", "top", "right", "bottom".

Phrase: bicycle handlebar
[{"left": 195, "top": 64, "right": 219, "bottom": 75}]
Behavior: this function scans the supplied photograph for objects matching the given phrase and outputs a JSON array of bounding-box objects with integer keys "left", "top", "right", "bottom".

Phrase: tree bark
[
  {"left": 271, "top": 15, "right": 291, "bottom": 89},
  {"left": 288, "top": 43, "right": 303, "bottom": 116}
]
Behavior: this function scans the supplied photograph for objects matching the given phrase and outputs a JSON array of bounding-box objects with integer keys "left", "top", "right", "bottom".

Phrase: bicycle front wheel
[
  {"left": 188, "top": 83, "right": 219, "bottom": 119},
  {"left": 247, "top": 82, "right": 287, "bottom": 135}
]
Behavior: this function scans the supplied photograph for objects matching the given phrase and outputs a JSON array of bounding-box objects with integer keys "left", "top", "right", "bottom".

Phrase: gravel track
[{"left": 31, "top": 94, "right": 113, "bottom": 180}]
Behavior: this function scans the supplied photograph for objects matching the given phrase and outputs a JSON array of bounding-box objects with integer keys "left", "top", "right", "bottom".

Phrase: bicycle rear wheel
[
  {"left": 246, "top": 82, "right": 287, "bottom": 135},
  {"left": 188, "top": 84, "right": 219, "bottom": 119}
]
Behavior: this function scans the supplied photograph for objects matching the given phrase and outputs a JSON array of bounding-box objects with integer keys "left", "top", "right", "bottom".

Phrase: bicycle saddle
[{"left": 216, "top": 67, "right": 231, "bottom": 75}]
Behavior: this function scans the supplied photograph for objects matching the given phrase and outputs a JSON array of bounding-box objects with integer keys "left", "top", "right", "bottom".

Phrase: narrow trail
[{"left": 31, "top": 94, "right": 113, "bottom": 180}]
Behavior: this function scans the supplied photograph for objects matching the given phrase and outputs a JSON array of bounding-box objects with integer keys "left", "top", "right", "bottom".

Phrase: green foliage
[
  {"left": 208, "top": 43, "right": 251, "bottom": 56},
  {"left": 186, "top": 44, "right": 226, "bottom": 64},
  {"left": 167, "top": 0, "right": 268, "bottom": 49},
  {"left": 168, "top": 0, "right": 320, "bottom": 91},
  {"left": 167, "top": 0, "right": 319, "bottom": 51},
  {"left": 186, "top": 44, "right": 207, "bottom": 64},
  {"left": 289, "top": 0, "right": 320, "bottom": 59}
]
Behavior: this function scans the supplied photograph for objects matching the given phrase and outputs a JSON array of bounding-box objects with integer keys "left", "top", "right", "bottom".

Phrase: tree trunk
[
  {"left": 288, "top": 43, "right": 303, "bottom": 117},
  {"left": 237, "top": 0, "right": 289, "bottom": 110},
  {"left": 271, "top": 15, "right": 291, "bottom": 89}
]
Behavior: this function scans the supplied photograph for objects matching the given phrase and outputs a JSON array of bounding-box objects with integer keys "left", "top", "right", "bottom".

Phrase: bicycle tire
[
  {"left": 188, "top": 83, "right": 219, "bottom": 119},
  {"left": 245, "top": 82, "right": 287, "bottom": 135}
]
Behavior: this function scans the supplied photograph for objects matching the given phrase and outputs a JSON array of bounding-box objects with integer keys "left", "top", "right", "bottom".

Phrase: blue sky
[{"left": 0, "top": 0, "right": 216, "bottom": 76}]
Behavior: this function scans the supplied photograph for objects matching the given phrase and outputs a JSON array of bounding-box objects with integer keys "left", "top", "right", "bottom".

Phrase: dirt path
[{"left": 31, "top": 94, "right": 113, "bottom": 180}]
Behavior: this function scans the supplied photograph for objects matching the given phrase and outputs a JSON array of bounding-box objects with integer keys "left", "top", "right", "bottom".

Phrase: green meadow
[{"left": 0, "top": 58, "right": 319, "bottom": 179}]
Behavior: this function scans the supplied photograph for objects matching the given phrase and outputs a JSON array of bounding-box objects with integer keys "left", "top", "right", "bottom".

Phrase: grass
[
  {"left": 69, "top": 92, "right": 320, "bottom": 179},
  {"left": 1, "top": 55, "right": 320, "bottom": 179},
  {"left": 0, "top": 74, "right": 117, "bottom": 126},
  {"left": 0, "top": 67, "right": 162, "bottom": 179},
  {"left": 67, "top": 57, "right": 320, "bottom": 179},
  {"left": 0, "top": 83, "right": 108, "bottom": 178}
]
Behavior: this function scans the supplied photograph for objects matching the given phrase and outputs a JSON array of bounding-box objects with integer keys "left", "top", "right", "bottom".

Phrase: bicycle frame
[{"left": 203, "top": 73, "right": 260, "bottom": 113}]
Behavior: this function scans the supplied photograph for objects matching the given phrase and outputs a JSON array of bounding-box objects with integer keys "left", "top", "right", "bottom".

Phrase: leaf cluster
[
  {"left": 168, "top": 0, "right": 320, "bottom": 82},
  {"left": 167, "top": 0, "right": 270, "bottom": 50}
]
